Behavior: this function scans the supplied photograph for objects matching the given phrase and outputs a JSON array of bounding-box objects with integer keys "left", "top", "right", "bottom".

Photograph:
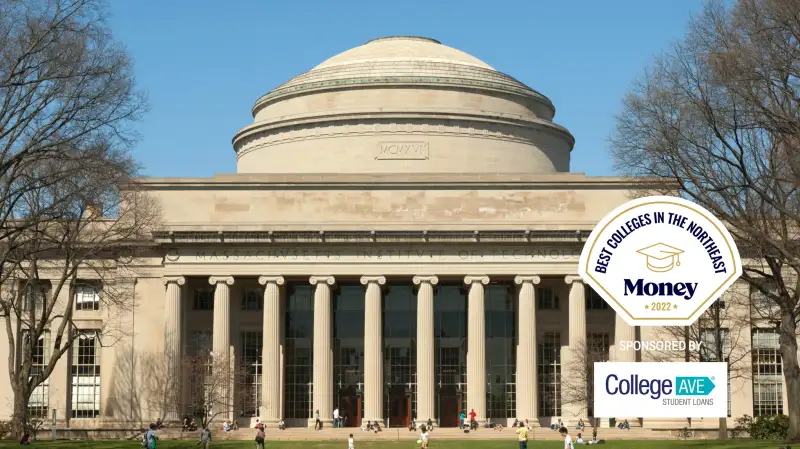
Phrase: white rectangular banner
[{"left": 593, "top": 362, "right": 728, "bottom": 418}]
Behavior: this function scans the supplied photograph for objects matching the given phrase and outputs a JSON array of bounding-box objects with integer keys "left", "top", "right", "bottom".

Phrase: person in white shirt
[
  {"left": 348, "top": 433, "right": 354, "bottom": 449},
  {"left": 575, "top": 432, "right": 587, "bottom": 445},
  {"left": 333, "top": 408, "right": 340, "bottom": 428},
  {"left": 420, "top": 425, "right": 430, "bottom": 449},
  {"left": 560, "top": 427, "right": 574, "bottom": 449}
]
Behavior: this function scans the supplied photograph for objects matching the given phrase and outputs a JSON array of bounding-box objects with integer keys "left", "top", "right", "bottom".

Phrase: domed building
[{"left": 0, "top": 37, "right": 769, "bottom": 436}]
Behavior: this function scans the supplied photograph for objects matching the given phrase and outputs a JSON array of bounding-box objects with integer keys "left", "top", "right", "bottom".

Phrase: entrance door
[
  {"left": 439, "top": 385, "right": 459, "bottom": 427},
  {"left": 387, "top": 386, "right": 409, "bottom": 427},
  {"left": 339, "top": 387, "right": 361, "bottom": 427}
]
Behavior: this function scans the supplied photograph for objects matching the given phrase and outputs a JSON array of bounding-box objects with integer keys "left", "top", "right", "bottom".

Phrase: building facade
[{"left": 0, "top": 36, "right": 789, "bottom": 430}]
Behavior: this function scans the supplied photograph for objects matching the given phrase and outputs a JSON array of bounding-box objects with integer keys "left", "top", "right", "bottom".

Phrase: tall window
[
  {"left": 536, "top": 287, "right": 559, "bottom": 310},
  {"left": 284, "top": 284, "right": 314, "bottom": 419},
  {"left": 434, "top": 284, "right": 467, "bottom": 426},
  {"left": 194, "top": 287, "right": 214, "bottom": 310},
  {"left": 28, "top": 331, "right": 50, "bottom": 418},
  {"left": 75, "top": 285, "right": 100, "bottom": 311},
  {"left": 700, "top": 328, "right": 731, "bottom": 416},
  {"left": 586, "top": 288, "right": 609, "bottom": 310},
  {"left": 486, "top": 284, "right": 516, "bottom": 420},
  {"left": 383, "top": 284, "right": 417, "bottom": 427},
  {"left": 241, "top": 289, "right": 263, "bottom": 311},
  {"left": 334, "top": 284, "right": 365, "bottom": 427},
  {"left": 752, "top": 328, "right": 783, "bottom": 416},
  {"left": 240, "top": 331, "right": 262, "bottom": 417},
  {"left": 538, "top": 332, "right": 561, "bottom": 416},
  {"left": 71, "top": 332, "right": 100, "bottom": 418},
  {"left": 186, "top": 331, "right": 213, "bottom": 417},
  {"left": 24, "top": 283, "right": 48, "bottom": 313}
]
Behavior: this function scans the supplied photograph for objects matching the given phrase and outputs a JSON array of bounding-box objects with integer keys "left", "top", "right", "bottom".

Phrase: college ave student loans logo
[
  {"left": 594, "top": 362, "right": 728, "bottom": 418},
  {"left": 579, "top": 196, "right": 742, "bottom": 326}
]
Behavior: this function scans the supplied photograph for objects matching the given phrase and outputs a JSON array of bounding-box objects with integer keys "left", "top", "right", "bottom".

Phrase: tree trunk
[
  {"left": 12, "top": 388, "right": 28, "bottom": 440},
  {"left": 780, "top": 311, "right": 800, "bottom": 442}
]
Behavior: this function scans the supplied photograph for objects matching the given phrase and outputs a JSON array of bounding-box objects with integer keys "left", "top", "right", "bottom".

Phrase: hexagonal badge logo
[{"left": 579, "top": 196, "right": 742, "bottom": 326}]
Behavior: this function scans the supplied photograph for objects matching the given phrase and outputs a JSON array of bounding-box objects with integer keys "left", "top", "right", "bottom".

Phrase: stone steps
[{"left": 155, "top": 426, "right": 671, "bottom": 441}]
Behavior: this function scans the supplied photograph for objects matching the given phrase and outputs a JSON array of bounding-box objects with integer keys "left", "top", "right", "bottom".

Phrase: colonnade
[{"left": 161, "top": 274, "right": 635, "bottom": 426}]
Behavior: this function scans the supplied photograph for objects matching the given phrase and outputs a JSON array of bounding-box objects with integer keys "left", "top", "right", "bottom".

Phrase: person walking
[
  {"left": 348, "top": 433, "right": 355, "bottom": 449},
  {"left": 459, "top": 411, "right": 465, "bottom": 429},
  {"left": 420, "top": 424, "right": 430, "bottom": 448},
  {"left": 515, "top": 421, "right": 529, "bottom": 449},
  {"left": 255, "top": 425, "right": 265, "bottom": 449},
  {"left": 315, "top": 409, "right": 322, "bottom": 430},
  {"left": 560, "top": 427, "right": 574, "bottom": 449},
  {"left": 199, "top": 426, "right": 212, "bottom": 449},
  {"left": 145, "top": 423, "right": 158, "bottom": 449},
  {"left": 333, "top": 407, "right": 340, "bottom": 428}
]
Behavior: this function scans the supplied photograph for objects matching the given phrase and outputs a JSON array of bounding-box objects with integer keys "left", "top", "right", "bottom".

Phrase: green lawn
[{"left": 0, "top": 441, "right": 787, "bottom": 449}]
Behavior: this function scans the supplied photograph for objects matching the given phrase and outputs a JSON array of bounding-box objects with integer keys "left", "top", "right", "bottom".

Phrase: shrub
[
  {"left": 735, "top": 414, "right": 789, "bottom": 440},
  {"left": 0, "top": 421, "right": 11, "bottom": 440}
]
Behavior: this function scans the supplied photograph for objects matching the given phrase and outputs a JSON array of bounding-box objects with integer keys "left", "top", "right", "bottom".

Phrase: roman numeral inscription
[{"left": 375, "top": 141, "right": 430, "bottom": 160}]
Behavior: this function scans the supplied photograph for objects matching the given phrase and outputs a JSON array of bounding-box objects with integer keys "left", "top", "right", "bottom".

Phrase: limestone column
[
  {"left": 515, "top": 275, "right": 541, "bottom": 421},
  {"left": 464, "top": 275, "right": 489, "bottom": 424},
  {"left": 413, "top": 275, "right": 438, "bottom": 424},
  {"left": 614, "top": 312, "right": 638, "bottom": 425},
  {"left": 209, "top": 276, "right": 235, "bottom": 420},
  {"left": 259, "top": 276, "right": 284, "bottom": 425},
  {"left": 565, "top": 275, "right": 587, "bottom": 420},
  {"left": 614, "top": 313, "right": 636, "bottom": 363},
  {"left": 361, "top": 276, "right": 386, "bottom": 425},
  {"left": 162, "top": 276, "right": 185, "bottom": 421},
  {"left": 310, "top": 276, "right": 335, "bottom": 427}
]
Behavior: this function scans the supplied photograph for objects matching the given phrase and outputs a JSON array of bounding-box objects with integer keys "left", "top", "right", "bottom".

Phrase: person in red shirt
[{"left": 468, "top": 409, "right": 477, "bottom": 429}]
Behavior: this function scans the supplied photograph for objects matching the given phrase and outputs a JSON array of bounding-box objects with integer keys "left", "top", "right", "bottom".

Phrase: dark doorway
[
  {"left": 439, "top": 385, "right": 460, "bottom": 427},
  {"left": 387, "top": 385, "right": 410, "bottom": 427},
  {"left": 338, "top": 387, "right": 361, "bottom": 427}
]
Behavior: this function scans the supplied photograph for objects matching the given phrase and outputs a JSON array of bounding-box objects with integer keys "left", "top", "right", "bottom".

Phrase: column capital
[
  {"left": 463, "top": 275, "right": 489, "bottom": 285},
  {"left": 258, "top": 276, "right": 285, "bottom": 286},
  {"left": 360, "top": 276, "right": 386, "bottom": 286},
  {"left": 309, "top": 275, "right": 336, "bottom": 286},
  {"left": 161, "top": 276, "right": 186, "bottom": 286},
  {"left": 565, "top": 275, "right": 584, "bottom": 285},
  {"left": 208, "top": 276, "right": 234, "bottom": 286},
  {"left": 514, "top": 275, "right": 541, "bottom": 285},
  {"left": 412, "top": 275, "right": 439, "bottom": 286}
]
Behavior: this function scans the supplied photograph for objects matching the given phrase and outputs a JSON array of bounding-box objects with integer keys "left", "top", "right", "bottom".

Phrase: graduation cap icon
[{"left": 636, "top": 243, "right": 684, "bottom": 273}]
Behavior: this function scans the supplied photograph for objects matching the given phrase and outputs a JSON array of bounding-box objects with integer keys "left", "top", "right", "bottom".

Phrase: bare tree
[
  {"left": 649, "top": 299, "right": 752, "bottom": 438},
  {"left": 562, "top": 340, "right": 609, "bottom": 425},
  {"left": 610, "top": 0, "right": 800, "bottom": 441},
  {"left": 183, "top": 354, "right": 247, "bottom": 431},
  {"left": 0, "top": 0, "right": 154, "bottom": 438}
]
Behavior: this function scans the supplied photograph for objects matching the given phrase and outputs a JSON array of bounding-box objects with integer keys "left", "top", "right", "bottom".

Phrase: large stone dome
[{"left": 232, "top": 36, "right": 575, "bottom": 174}]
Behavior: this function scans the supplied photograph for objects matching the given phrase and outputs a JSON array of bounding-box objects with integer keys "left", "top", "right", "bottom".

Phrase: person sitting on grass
[{"left": 19, "top": 434, "right": 31, "bottom": 445}]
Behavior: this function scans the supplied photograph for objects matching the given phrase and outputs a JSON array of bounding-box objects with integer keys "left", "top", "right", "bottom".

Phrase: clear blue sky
[{"left": 108, "top": 0, "right": 700, "bottom": 178}]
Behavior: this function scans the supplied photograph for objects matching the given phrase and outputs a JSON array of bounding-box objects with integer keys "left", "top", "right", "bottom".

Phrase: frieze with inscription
[
  {"left": 375, "top": 141, "right": 429, "bottom": 160},
  {"left": 164, "top": 246, "right": 581, "bottom": 264}
]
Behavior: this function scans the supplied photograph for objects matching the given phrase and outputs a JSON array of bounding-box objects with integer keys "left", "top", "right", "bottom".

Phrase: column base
[
  {"left": 361, "top": 418, "right": 386, "bottom": 428},
  {"left": 307, "top": 418, "right": 334, "bottom": 428}
]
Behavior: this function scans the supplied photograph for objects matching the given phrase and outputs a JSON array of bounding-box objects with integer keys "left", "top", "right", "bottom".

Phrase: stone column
[
  {"left": 614, "top": 314, "right": 636, "bottom": 363},
  {"left": 259, "top": 276, "right": 284, "bottom": 425},
  {"left": 361, "top": 276, "right": 386, "bottom": 425},
  {"left": 464, "top": 275, "right": 489, "bottom": 424},
  {"left": 209, "top": 276, "right": 235, "bottom": 420},
  {"left": 310, "top": 276, "right": 335, "bottom": 427},
  {"left": 565, "top": 275, "right": 587, "bottom": 420},
  {"left": 515, "top": 275, "right": 541, "bottom": 421},
  {"left": 162, "top": 276, "right": 185, "bottom": 421},
  {"left": 413, "top": 275, "right": 438, "bottom": 424}
]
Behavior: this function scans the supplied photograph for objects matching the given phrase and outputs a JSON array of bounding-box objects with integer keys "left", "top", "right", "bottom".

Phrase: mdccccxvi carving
[{"left": 234, "top": 118, "right": 568, "bottom": 160}]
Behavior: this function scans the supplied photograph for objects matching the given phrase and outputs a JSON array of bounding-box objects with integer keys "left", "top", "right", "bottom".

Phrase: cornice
[
  {"left": 131, "top": 173, "right": 664, "bottom": 190},
  {"left": 252, "top": 73, "right": 554, "bottom": 116},
  {"left": 231, "top": 113, "right": 574, "bottom": 156},
  {"left": 152, "top": 229, "right": 591, "bottom": 245}
]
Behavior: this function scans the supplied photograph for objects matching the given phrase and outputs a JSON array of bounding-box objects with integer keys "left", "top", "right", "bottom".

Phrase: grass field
[{"left": 0, "top": 440, "right": 786, "bottom": 449}]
